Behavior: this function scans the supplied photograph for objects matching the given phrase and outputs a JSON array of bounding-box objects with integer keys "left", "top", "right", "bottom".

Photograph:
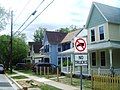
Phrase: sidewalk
[{"left": 13, "top": 70, "right": 79, "bottom": 90}]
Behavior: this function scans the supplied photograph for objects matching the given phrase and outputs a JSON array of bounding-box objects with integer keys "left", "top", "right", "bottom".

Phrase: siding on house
[
  {"left": 112, "top": 49, "right": 120, "bottom": 68},
  {"left": 108, "top": 23, "right": 120, "bottom": 41},
  {"left": 50, "top": 44, "right": 58, "bottom": 65},
  {"left": 87, "top": 5, "right": 106, "bottom": 28},
  {"left": 42, "top": 31, "right": 67, "bottom": 65},
  {"left": 90, "top": 50, "right": 111, "bottom": 69},
  {"left": 88, "top": 23, "right": 108, "bottom": 44}
]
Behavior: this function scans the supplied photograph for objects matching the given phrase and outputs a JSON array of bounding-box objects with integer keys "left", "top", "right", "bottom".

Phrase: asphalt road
[{"left": 0, "top": 74, "right": 17, "bottom": 90}]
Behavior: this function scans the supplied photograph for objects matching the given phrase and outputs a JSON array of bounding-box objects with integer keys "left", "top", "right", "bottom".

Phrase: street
[{"left": 0, "top": 74, "right": 19, "bottom": 90}]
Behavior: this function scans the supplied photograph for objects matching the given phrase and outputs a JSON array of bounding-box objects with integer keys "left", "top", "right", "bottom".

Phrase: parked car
[
  {"left": 32, "top": 63, "right": 59, "bottom": 74},
  {"left": 0, "top": 64, "right": 5, "bottom": 74},
  {"left": 15, "top": 63, "right": 27, "bottom": 70}
]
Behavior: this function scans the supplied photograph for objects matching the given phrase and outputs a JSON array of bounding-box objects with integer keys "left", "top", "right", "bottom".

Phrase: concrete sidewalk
[{"left": 13, "top": 70, "right": 79, "bottom": 90}]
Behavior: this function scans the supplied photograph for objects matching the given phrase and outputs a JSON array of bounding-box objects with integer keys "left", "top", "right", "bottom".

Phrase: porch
[{"left": 88, "top": 41, "right": 120, "bottom": 75}]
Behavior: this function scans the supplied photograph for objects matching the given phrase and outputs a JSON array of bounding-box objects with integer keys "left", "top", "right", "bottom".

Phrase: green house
[{"left": 86, "top": 2, "right": 120, "bottom": 75}]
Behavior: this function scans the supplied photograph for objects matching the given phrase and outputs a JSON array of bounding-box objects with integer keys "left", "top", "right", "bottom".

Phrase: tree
[
  {"left": 33, "top": 27, "right": 46, "bottom": 42},
  {"left": 57, "top": 27, "right": 70, "bottom": 33},
  {"left": 56, "top": 25, "right": 79, "bottom": 33},
  {"left": 0, "top": 6, "right": 10, "bottom": 30},
  {"left": 0, "top": 35, "right": 29, "bottom": 69},
  {"left": 14, "top": 33, "right": 27, "bottom": 42}
]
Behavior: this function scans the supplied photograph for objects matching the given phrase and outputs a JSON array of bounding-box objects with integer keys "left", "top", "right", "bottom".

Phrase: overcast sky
[{"left": 0, "top": 0, "right": 120, "bottom": 42}]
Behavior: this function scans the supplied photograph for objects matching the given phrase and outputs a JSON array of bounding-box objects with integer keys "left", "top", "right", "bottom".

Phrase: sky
[{"left": 0, "top": 0, "right": 120, "bottom": 42}]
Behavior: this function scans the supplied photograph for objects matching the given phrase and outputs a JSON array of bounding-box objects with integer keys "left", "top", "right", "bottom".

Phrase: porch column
[
  {"left": 109, "top": 49, "right": 113, "bottom": 68},
  {"left": 88, "top": 52, "right": 91, "bottom": 75},
  {"left": 67, "top": 57, "right": 69, "bottom": 73},
  {"left": 61, "top": 57, "right": 63, "bottom": 72}
]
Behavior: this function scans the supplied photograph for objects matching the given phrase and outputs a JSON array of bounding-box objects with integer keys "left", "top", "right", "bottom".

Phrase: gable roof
[
  {"left": 28, "top": 42, "right": 42, "bottom": 53},
  {"left": 86, "top": 2, "right": 120, "bottom": 28},
  {"left": 46, "top": 31, "right": 67, "bottom": 44},
  {"left": 61, "top": 29, "right": 82, "bottom": 43}
]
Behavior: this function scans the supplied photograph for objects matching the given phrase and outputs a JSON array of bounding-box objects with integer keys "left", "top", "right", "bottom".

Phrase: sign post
[
  {"left": 74, "top": 37, "right": 87, "bottom": 90},
  {"left": 80, "top": 66, "right": 82, "bottom": 90}
]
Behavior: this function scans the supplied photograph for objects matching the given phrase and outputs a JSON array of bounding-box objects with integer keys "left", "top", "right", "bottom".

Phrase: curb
[{"left": 5, "top": 74, "right": 23, "bottom": 90}]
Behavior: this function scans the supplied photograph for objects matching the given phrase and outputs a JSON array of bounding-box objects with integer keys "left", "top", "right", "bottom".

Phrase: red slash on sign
[{"left": 75, "top": 38, "right": 86, "bottom": 52}]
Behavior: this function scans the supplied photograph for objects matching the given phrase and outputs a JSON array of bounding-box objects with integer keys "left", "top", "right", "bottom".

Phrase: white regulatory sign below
[{"left": 75, "top": 54, "right": 88, "bottom": 66}]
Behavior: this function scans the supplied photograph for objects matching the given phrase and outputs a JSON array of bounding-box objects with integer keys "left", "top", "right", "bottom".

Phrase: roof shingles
[
  {"left": 46, "top": 31, "right": 67, "bottom": 44},
  {"left": 94, "top": 2, "right": 120, "bottom": 24},
  {"left": 61, "top": 30, "right": 81, "bottom": 43}
]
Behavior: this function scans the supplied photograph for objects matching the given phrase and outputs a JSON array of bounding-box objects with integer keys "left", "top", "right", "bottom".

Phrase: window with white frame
[
  {"left": 58, "top": 45, "right": 61, "bottom": 52},
  {"left": 91, "top": 52, "right": 96, "bottom": 66},
  {"left": 99, "top": 26, "right": 104, "bottom": 40},
  {"left": 58, "top": 57, "right": 61, "bottom": 66},
  {"left": 100, "top": 51, "right": 106, "bottom": 66},
  {"left": 91, "top": 29, "right": 95, "bottom": 42}
]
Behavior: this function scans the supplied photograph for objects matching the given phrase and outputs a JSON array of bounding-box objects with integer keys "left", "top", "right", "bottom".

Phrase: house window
[
  {"left": 100, "top": 51, "right": 106, "bottom": 66},
  {"left": 58, "top": 58, "right": 61, "bottom": 66},
  {"left": 62, "top": 43, "right": 70, "bottom": 51},
  {"left": 99, "top": 26, "right": 104, "bottom": 40},
  {"left": 68, "top": 57, "right": 71, "bottom": 66},
  {"left": 91, "top": 29, "right": 95, "bottom": 42},
  {"left": 91, "top": 52, "right": 96, "bottom": 66},
  {"left": 58, "top": 45, "right": 61, "bottom": 52},
  {"left": 44, "top": 45, "right": 49, "bottom": 52}
]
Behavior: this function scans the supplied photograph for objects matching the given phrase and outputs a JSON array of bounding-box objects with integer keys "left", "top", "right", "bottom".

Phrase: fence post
[
  {"left": 91, "top": 70, "right": 93, "bottom": 89},
  {"left": 38, "top": 66, "right": 40, "bottom": 75},
  {"left": 47, "top": 67, "right": 49, "bottom": 78},
  {"left": 40, "top": 67, "right": 42, "bottom": 75},
  {"left": 57, "top": 66, "right": 59, "bottom": 82},
  {"left": 44, "top": 66, "right": 46, "bottom": 76},
  {"left": 70, "top": 65, "right": 72, "bottom": 85}
]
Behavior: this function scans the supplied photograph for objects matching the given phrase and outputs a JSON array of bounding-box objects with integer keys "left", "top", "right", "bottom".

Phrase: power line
[
  {"left": 16, "top": 0, "right": 55, "bottom": 36},
  {"left": 14, "top": 0, "right": 32, "bottom": 23},
  {"left": 14, "top": 0, "right": 45, "bottom": 35}
]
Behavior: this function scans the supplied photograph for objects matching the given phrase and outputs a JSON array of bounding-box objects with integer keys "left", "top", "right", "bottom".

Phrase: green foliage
[
  {"left": 0, "top": 6, "right": 10, "bottom": 30},
  {"left": 63, "top": 60, "right": 71, "bottom": 66},
  {"left": 56, "top": 25, "right": 78, "bottom": 33},
  {"left": 40, "top": 84, "right": 61, "bottom": 90},
  {"left": 15, "top": 33, "right": 27, "bottom": 42},
  {"left": 33, "top": 27, "right": 46, "bottom": 42},
  {"left": 58, "top": 27, "right": 70, "bottom": 33},
  {"left": 11, "top": 75, "right": 28, "bottom": 79},
  {"left": 0, "top": 35, "right": 29, "bottom": 68}
]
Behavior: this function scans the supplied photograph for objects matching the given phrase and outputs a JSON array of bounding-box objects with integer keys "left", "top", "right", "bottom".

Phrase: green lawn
[
  {"left": 40, "top": 84, "right": 61, "bottom": 90},
  {"left": 15, "top": 69, "right": 92, "bottom": 89},
  {"left": 51, "top": 76, "right": 92, "bottom": 90},
  {"left": 17, "top": 69, "right": 33, "bottom": 75},
  {"left": 17, "top": 69, "right": 58, "bottom": 78},
  {"left": 6, "top": 70, "right": 17, "bottom": 75},
  {"left": 11, "top": 75, "right": 28, "bottom": 79}
]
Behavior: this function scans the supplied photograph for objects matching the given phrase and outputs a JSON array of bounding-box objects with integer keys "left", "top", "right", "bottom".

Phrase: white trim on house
[
  {"left": 98, "top": 24, "right": 105, "bottom": 41},
  {"left": 99, "top": 50, "right": 107, "bottom": 67},
  {"left": 58, "top": 48, "right": 74, "bottom": 55},
  {"left": 91, "top": 51, "right": 97, "bottom": 67},
  {"left": 90, "top": 27, "right": 96, "bottom": 43},
  {"left": 85, "top": 2, "right": 108, "bottom": 28},
  {"left": 94, "top": 3, "right": 108, "bottom": 22},
  {"left": 88, "top": 41, "right": 120, "bottom": 50}
]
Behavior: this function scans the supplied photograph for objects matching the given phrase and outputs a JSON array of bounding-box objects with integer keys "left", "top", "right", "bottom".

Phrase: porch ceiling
[{"left": 88, "top": 41, "right": 120, "bottom": 51}]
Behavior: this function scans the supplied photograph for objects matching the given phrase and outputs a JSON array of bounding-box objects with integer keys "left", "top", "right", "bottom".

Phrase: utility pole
[{"left": 10, "top": 10, "right": 13, "bottom": 73}]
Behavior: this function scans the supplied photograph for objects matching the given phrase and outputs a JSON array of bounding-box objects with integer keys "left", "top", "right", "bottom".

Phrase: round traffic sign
[{"left": 75, "top": 38, "right": 86, "bottom": 52}]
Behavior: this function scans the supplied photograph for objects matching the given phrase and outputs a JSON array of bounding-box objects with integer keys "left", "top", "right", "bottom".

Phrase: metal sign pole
[{"left": 80, "top": 66, "right": 82, "bottom": 90}]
